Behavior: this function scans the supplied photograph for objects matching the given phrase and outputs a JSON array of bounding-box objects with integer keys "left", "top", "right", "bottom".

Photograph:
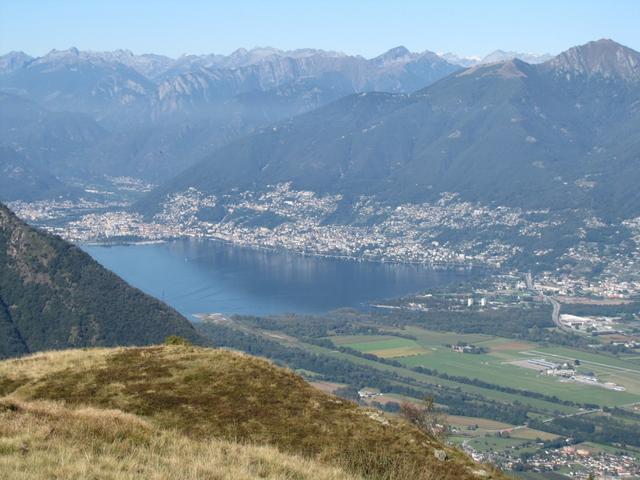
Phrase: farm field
[
  {"left": 448, "top": 415, "right": 559, "bottom": 440},
  {"left": 448, "top": 434, "right": 531, "bottom": 453},
  {"left": 509, "top": 428, "right": 558, "bottom": 441},
  {"left": 306, "top": 341, "right": 579, "bottom": 413},
  {"left": 334, "top": 335, "right": 431, "bottom": 358},
  {"left": 447, "top": 415, "right": 513, "bottom": 430},
  {"left": 329, "top": 327, "right": 640, "bottom": 406},
  {"left": 389, "top": 327, "right": 495, "bottom": 347}
]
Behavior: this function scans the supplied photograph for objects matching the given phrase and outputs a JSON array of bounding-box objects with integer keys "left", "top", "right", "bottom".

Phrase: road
[
  {"left": 525, "top": 271, "right": 533, "bottom": 290},
  {"left": 540, "top": 407, "right": 602, "bottom": 424},
  {"left": 526, "top": 272, "right": 564, "bottom": 330},
  {"left": 527, "top": 350, "right": 640, "bottom": 375},
  {"left": 546, "top": 295, "right": 563, "bottom": 329}
]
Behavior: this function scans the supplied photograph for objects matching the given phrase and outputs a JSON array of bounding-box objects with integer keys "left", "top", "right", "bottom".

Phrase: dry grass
[
  {"left": 369, "top": 346, "right": 431, "bottom": 358},
  {"left": 0, "top": 398, "right": 356, "bottom": 480},
  {"left": 508, "top": 427, "right": 559, "bottom": 441},
  {"left": 0, "top": 346, "right": 508, "bottom": 479},
  {"left": 447, "top": 415, "right": 514, "bottom": 430},
  {"left": 0, "top": 348, "right": 112, "bottom": 382}
]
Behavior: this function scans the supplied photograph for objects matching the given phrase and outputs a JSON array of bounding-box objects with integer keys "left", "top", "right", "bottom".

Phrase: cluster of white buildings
[
  {"left": 118, "top": 184, "right": 540, "bottom": 266},
  {"left": 466, "top": 441, "right": 639, "bottom": 478},
  {"left": 515, "top": 446, "right": 639, "bottom": 478},
  {"left": 534, "top": 271, "right": 640, "bottom": 300},
  {"left": 559, "top": 314, "right": 617, "bottom": 333},
  {"left": 8, "top": 182, "right": 640, "bottom": 300}
]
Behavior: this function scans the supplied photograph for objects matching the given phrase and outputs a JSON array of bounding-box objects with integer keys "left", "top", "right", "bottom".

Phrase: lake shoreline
[
  {"left": 83, "top": 239, "right": 484, "bottom": 317},
  {"left": 80, "top": 236, "right": 488, "bottom": 272}
]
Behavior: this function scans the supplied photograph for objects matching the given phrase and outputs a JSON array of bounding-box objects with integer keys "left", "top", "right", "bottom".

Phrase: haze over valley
[
  {"left": 5, "top": 39, "right": 640, "bottom": 300},
  {"left": 2, "top": 2, "right": 640, "bottom": 478}
]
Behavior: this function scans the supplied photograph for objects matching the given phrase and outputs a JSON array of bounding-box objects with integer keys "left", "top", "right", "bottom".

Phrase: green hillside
[
  {"left": 139, "top": 40, "right": 640, "bottom": 222},
  {"left": 0, "top": 202, "right": 200, "bottom": 358}
]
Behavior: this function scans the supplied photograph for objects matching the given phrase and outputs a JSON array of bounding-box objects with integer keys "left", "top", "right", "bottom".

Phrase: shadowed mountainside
[{"left": 0, "top": 202, "right": 201, "bottom": 358}]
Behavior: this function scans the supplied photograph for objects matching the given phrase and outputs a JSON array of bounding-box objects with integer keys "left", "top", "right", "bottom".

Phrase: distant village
[{"left": 9, "top": 181, "right": 640, "bottom": 300}]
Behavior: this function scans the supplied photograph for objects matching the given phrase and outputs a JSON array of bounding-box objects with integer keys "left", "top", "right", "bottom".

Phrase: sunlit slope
[
  {"left": 0, "top": 345, "right": 506, "bottom": 479},
  {"left": 0, "top": 397, "right": 356, "bottom": 480}
]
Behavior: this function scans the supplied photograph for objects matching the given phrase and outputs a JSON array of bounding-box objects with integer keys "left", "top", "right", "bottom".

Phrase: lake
[{"left": 83, "top": 239, "right": 479, "bottom": 318}]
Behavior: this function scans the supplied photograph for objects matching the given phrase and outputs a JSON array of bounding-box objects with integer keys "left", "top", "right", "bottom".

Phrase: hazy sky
[{"left": 2, "top": 0, "right": 639, "bottom": 58}]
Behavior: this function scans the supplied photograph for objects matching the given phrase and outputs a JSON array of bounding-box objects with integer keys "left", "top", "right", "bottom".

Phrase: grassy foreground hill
[
  {"left": 0, "top": 202, "right": 201, "bottom": 358},
  {"left": 0, "top": 345, "right": 505, "bottom": 479}
]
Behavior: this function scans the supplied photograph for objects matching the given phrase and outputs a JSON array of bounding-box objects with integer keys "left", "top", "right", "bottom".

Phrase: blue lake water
[{"left": 83, "top": 239, "right": 479, "bottom": 318}]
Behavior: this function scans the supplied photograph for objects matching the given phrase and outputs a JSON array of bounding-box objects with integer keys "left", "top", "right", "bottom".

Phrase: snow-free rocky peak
[{"left": 544, "top": 39, "right": 640, "bottom": 82}]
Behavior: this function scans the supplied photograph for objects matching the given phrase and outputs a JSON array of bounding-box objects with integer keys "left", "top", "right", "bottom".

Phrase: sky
[{"left": 1, "top": 0, "right": 639, "bottom": 59}]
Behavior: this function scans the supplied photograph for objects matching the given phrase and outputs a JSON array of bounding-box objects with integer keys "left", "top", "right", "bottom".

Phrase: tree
[
  {"left": 400, "top": 396, "right": 448, "bottom": 439},
  {"left": 165, "top": 335, "right": 192, "bottom": 346}
]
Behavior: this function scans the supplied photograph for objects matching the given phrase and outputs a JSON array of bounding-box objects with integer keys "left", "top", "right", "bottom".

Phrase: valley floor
[{"left": 195, "top": 296, "right": 640, "bottom": 479}]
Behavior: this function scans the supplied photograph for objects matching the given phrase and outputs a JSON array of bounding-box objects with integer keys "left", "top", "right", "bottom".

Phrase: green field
[
  {"left": 395, "top": 327, "right": 494, "bottom": 347},
  {"left": 448, "top": 415, "right": 514, "bottom": 430},
  {"left": 332, "top": 334, "right": 403, "bottom": 346},
  {"left": 330, "top": 327, "right": 640, "bottom": 407},
  {"left": 400, "top": 351, "right": 639, "bottom": 406},
  {"left": 448, "top": 434, "right": 531, "bottom": 453},
  {"left": 308, "top": 341, "right": 579, "bottom": 413},
  {"left": 335, "top": 335, "right": 430, "bottom": 358}
]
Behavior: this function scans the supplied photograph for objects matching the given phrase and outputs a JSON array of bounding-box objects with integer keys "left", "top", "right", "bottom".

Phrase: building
[{"left": 527, "top": 358, "right": 559, "bottom": 370}]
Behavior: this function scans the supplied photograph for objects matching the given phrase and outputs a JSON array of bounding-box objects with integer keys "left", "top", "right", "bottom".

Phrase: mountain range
[
  {"left": 441, "top": 50, "right": 553, "bottom": 67},
  {"left": 0, "top": 44, "right": 557, "bottom": 192},
  {"left": 139, "top": 39, "right": 640, "bottom": 221},
  {"left": 0, "top": 45, "right": 462, "bottom": 187},
  {"left": 2, "top": 39, "right": 640, "bottom": 274}
]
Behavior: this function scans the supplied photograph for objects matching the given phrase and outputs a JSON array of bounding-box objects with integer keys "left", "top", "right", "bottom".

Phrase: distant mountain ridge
[
  {"left": 440, "top": 50, "right": 553, "bottom": 67},
  {"left": 0, "top": 45, "right": 460, "bottom": 112},
  {"left": 0, "top": 45, "right": 460, "bottom": 185},
  {"left": 132, "top": 39, "right": 640, "bottom": 273},
  {"left": 140, "top": 39, "right": 640, "bottom": 216},
  {"left": 544, "top": 38, "right": 640, "bottom": 82},
  {"left": 478, "top": 49, "right": 553, "bottom": 65}
]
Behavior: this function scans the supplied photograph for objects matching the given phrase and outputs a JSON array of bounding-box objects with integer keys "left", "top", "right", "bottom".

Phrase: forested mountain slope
[
  {"left": 140, "top": 39, "right": 640, "bottom": 221},
  {"left": 0, "top": 202, "right": 200, "bottom": 358}
]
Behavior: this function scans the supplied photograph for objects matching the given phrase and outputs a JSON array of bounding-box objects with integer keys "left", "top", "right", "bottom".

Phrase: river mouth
[{"left": 83, "top": 238, "right": 483, "bottom": 318}]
